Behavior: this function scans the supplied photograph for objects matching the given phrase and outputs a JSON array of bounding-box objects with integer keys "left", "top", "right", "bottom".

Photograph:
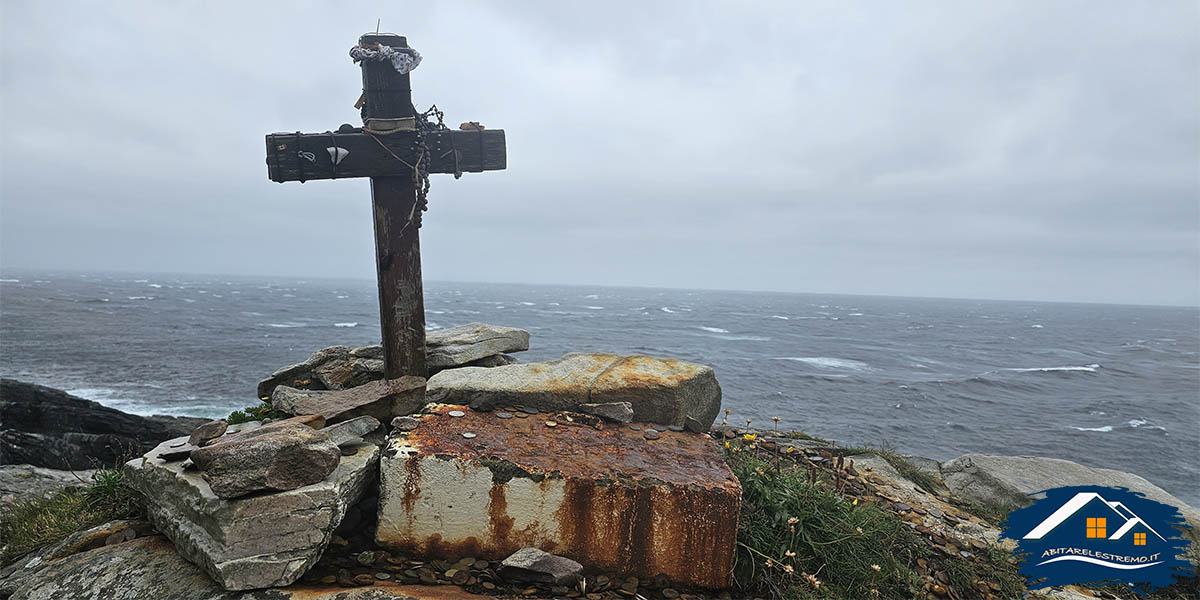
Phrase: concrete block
[{"left": 376, "top": 404, "right": 740, "bottom": 588}]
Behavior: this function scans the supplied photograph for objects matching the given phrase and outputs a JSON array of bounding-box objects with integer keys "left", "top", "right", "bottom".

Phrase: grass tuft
[
  {"left": 227, "top": 397, "right": 286, "bottom": 425},
  {"left": 0, "top": 467, "right": 140, "bottom": 566}
]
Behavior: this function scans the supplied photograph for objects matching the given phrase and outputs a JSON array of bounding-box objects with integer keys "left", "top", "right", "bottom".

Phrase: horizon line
[{"left": 1, "top": 265, "right": 1196, "bottom": 310}]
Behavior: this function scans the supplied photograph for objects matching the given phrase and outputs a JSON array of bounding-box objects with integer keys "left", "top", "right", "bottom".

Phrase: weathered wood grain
[{"left": 264, "top": 129, "right": 506, "bottom": 183}]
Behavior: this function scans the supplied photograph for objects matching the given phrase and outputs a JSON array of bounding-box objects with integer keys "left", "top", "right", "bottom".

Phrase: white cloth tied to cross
[{"left": 349, "top": 44, "right": 422, "bottom": 75}]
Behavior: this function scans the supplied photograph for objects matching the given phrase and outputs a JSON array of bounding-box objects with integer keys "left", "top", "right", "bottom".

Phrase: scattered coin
[
  {"left": 448, "top": 410, "right": 466, "bottom": 418},
  {"left": 629, "top": 425, "right": 642, "bottom": 431},
  {"left": 169, "top": 441, "right": 188, "bottom": 448},
  {"left": 514, "top": 412, "right": 529, "bottom": 418},
  {"left": 667, "top": 425, "right": 684, "bottom": 432},
  {"left": 545, "top": 421, "right": 557, "bottom": 428},
  {"left": 374, "top": 572, "right": 391, "bottom": 580},
  {"left": 462, "top": 432, "right": 477, "bottom": 439},
  {"left": 643, "top": 429, "right": 660, "bottom": 440},
  {"left": 496, "top": 412, "right": 514, "bottom": 419},
  {"left": 519, "top": 406, "right": 539, "bottom": 414}
]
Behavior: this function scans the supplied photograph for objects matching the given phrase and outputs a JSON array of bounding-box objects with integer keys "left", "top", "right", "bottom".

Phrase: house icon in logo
[{"left": 1023, "top": 491, "right": 1167, "bottom": 547}]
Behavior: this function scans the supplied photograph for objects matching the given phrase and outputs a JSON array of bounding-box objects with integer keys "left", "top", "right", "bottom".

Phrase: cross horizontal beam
[{"left": 265, "top": 128, "right": 506, "bottom": 183}]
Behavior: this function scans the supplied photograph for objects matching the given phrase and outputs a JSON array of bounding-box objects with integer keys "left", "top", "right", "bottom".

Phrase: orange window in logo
[
  {"left": 1086, "top": 517, "right": 1107, "bottom": 538},
  {"left": 1134, "top": 532, "right": 1146, "bottom": 546}
]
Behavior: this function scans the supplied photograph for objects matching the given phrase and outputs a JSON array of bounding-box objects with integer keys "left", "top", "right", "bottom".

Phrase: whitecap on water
[
  {"left": 0, "top": 279, "right": 19, "bottom": 283},
  {"left": 661, "top": 307, "right": 676, "bottom": 313},
  {"left": 334, "top": 322, "right": 358, "bottom": 328},
  {"left": 696, "top": 326, "right": 730, "bottom": 333},
  {"left": 263, "top": 322, "right": 307, "bottom": 328},
  {"left": 771, "top": 315, "right": 789, "bottom": 320},
  {"left": 583, "top": 306, "right": 604, "bottom": 310},
  {"left": 1004, "top": 364, "right": 1100, "bottom": 373},
  {"left": 772, "top": 356, "right": 872, "bottom": 370},
  {"left": 426, "top": 322, "right": 444, "bottom": 331},
  {"left": 1031, "top": 324, "right": 1044, "bottom": 328}
]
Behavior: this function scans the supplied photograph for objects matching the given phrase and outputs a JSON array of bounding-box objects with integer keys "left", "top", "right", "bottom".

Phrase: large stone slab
[
  {"left": 425, "top": 323, "right": 530, "bottom": 369},
  {"left": 376, "top": 404, "right": 740, "bottom": 588},
  {"left": 271, "top": 376, "right": 426, "bottom": 424},
  {"left": 124, "top": 437, "right": 379, "bottom": 590},
  {"left": 255, "top": 325, "right": 528, "bottom": 398},
  {"left": 426, "top": 353, "right": 722, "bottom": 429},
  {"left": 0, "top": 534, "right": 489, "bottom": 599},
  {"left": 190, "top": 422, "right": 340, "bottom": 499},
  {"left": 941, "top": 453, "right": 1199, "bottom": 539}
]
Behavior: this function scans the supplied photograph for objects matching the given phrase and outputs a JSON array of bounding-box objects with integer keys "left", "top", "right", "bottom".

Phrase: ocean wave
[
  {"left": 426, "top": 322, "right": 444, "bottom": 331},
  {"left": 1068, "top": 419, "right": 1167, "bottom": 434},
  {"left": 1004, "top": 364, "right": 1100, "bottom": 373},
  {"left": 661, "top": 307, "right": 676, "bottom": 313},
  {"left": 0, "top": 279, "right": 19, "bottom": 283},
  {"left": 127, "top": 296, "right": 154, "bottom": 301},
  {"left": 519, "top": 302, "right": 536, "bottom": 306},
  {"left": 1031, "top": 324, "right": 1044, "bottom": 328},
  {"left": 771, "top": 315, "right": 789, "bottom": 320},
  {"left": 697, "top": 333, "right": 771, "bottom": 341},
  {"left": 584, "top": 294, "right": 599, "bottom": 299},
  {"left": 264, "top": 322, "right": 307, "bottom": 328},
  {"left": 696, "top": 326, "right": 730, "bottom": 333},
  {"left": 773, "top": 357, "right": 871, "bottom": 371},
  {"left": 583, "top": 306, "right": 604, "bottom": 310},
  {"left": 334, "top": 322, "right": 358, "bottom": 328}
]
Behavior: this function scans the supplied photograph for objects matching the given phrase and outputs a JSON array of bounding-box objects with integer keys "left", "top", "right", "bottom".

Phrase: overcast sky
[{"left": 2, "top": 1, "right": 1197, "bottom": 306}]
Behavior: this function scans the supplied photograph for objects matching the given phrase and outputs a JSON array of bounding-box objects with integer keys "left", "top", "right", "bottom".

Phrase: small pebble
[
  {"left": 520, "top": 406, "right": 539, "bottom": 414},
  {"left": 545, "top": 421, "right": 557, "bottom": 428},
  {"left": 496, "top": 412, "right": 514, "bottom": 419},
  {"left": 169, "top": 440, "right": 188, "bottom": 448},
  {"left": 462, "top": 432, "right": 477, "bottom": 439},
  {"left": 643, "top": 429, "right": 660, "bottom": 440},
  {"left": 448, "top": 410, "right": 466, "bottom": 418}
]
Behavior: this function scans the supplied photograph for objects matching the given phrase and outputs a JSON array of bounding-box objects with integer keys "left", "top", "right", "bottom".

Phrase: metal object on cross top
[{"left": 263, "top": 33, "right": 507, "bottom": 379}]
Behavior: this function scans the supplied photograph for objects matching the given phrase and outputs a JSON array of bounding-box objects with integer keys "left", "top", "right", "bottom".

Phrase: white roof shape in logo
[
  {"left": 1108, "top": 515, "right": 1166, "bottom": 542},
  {"left": 1024, "top": 492, "right": 1131, "bottom": 540}
]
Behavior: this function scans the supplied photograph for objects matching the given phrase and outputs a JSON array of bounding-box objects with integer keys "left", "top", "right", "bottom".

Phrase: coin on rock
[
  {"left": 496, "top": 412, "right": 514, "bottom": 419},
  {"left": 545, "top": 421, "right": 557, "bottom": 428},
  {"left": 462, "top": 432, "right": 477, "bottom": 439},
  {"left": 448, "top": 410, "right": 466, "bottom": 418}
]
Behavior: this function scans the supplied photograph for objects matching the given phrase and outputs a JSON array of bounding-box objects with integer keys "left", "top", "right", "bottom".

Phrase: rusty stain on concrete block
[{"left": 376, "top": 404, "right": 740, "bottom": 588}]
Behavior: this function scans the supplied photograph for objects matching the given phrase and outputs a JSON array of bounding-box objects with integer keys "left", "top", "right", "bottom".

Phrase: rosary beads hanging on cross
[{"left": 264, "top": 33, "right": 507, "bottom": 380}]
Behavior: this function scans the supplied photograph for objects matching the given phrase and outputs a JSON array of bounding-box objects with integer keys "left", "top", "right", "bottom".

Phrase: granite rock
[
  {"left": 427, "top": 353, "right": 722, "bottom": 428},
  {"left": 425, "top": 323, "right": 529, "bottom": 369},
  {"left": 189, "top": 421, "right": 340, "bottom": 499},
  {"left": 123, "top": 437, "right": 378, "bottom": 590},
  {"left": 270, "top": 377, "right": 426, "bottom": 424}
]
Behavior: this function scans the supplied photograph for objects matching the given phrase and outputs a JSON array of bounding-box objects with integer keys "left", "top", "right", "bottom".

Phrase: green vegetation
[
  {"left": 841, "top": 444, "right": 943, "bottom": 495},
  {"left": 960, "top": 499, "right": 1017, "bottom": 527},
  {"left": 726, "top": 446, "right": 1025, "bottom": 599},
  {"left": 0, "top": 468, "right": 140, "bottom": 565},
  {"left": 227, "top": 396, "right": 286, "bottom": 424}
]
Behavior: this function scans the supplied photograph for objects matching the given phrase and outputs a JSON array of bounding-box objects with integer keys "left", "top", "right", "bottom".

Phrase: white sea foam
[
  {"left": 847, "top": 312, "right": 864, "bottom": 316},
  {"left": 147, "top": 284, "right": 162, "bottom": 288},
  {"left": 1069, "top": 425, "right": 1114, "bottom": 432},
  {"left": 127, "top": 296, "right": 153, "bottom": 300},
  {"left": 1005, "top": 364, "right": 1100, "bottom": 373},
  {"left": 334, "top": 322, "right": 358, "bottom": 328},
  {"left": 773, "top": 356, "right": 872, "bottom": 371},
  {"left": 426, "top": 322, "right": 443, "bottom": 331},
  {"left": 336, "top": 295, "right": 349, "bottom": 299},
  {"left": 584, "top": 294, "right": 599, "bottom": 299},
  {"left": 661, "top": 307, "right": 676, "bottom": 313},
  {"left": 771, "top": 315, "right": 789, "bottom": 320},
  {"left": 133, "top": 279, "right": 148, "bottom": 283},
  {"left": 183, "top": 299, "right": 196, "bottom": 303},
  {"left": 583, "top": 306, "right": 604, "bottom": 310},
  {"left": 0, "top": 279, "right": 19, "bottom": 283},
  {"left": 264, "top": 322, "right": 307, "bottom": 328},
  {"left": 1031, "top": 324, "right": 1044, "bottom": 328},
  {"left": 519, "top": 302, "right": 536, "bottom": 306},
  {"left": 697, "top": 326, "right": 730, "bottom": 333}
]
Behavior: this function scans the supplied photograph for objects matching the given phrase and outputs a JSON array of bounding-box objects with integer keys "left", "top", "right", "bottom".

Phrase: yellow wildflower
[{"left": 743, "top": 433, "right": 757, "bottom": 441}]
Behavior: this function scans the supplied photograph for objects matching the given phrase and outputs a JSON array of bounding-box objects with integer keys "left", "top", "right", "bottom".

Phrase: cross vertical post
[{"left": 360, "top": 33, "right": 426, "bottom": 379}]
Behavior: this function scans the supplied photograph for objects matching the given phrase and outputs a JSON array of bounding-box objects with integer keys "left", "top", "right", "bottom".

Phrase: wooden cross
[{"left": 264, "top": 33, "right": 506, "bottom": 379}]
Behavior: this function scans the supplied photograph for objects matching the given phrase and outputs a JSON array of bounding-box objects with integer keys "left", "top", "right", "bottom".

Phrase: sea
[{"left": 0, "top": 271, "right": 1196, "bottom": 506}]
